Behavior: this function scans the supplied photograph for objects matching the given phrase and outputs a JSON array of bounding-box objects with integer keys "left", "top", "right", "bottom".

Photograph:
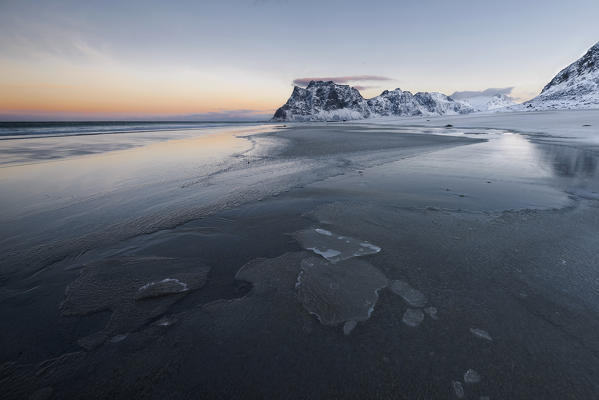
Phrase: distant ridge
[
  {"left": 274, "top": 42, "right": 599, "bottom": 120},
  {"left": 272, "top": 81, "right": 472, "bottom": 121}
]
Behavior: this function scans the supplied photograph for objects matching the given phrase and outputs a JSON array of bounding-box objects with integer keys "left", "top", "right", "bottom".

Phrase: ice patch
[
  {"left": 389, "top": 280, "right": 427, "bottom": 307},
  {"left": 294, "top": 228, "right": 381, "bottom": 263},
  {"left": 402, "top": 308, "right": 424, "bottom": 327},
  {"left": 464, "top": 369, "right": 481, "bottom": 384},
  {"left": 296, "top": 257, "right": 388, "bottom": 326},
  {"left": 452, "top": 381, "right": 465, "bottom": 398},
  {"left": 470, "top": 328, "right": 493, "bottom": 341}
]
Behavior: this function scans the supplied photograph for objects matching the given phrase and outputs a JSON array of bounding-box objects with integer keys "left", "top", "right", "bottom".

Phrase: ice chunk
[
  {"left": 452, "top": 381, "right": 465, "bottom": 398},
  {"left": 464, "top": 369, "right": 481, "bottom": 384},
  {"left": 155, "top": 316, "right": 178, "bottom": 327},
  {"left": 470, "top": 328, "right": 493, "bottom": 341},
  {"left": 424, "top": 306, "right": 438, "bottom": 320},
  {"left": 136, "top": 278, "right": 188, "bottom": 300},
  {"left": 359, "top": 242, "right": 381, "bottom": 252},
  {"left": 296, "top": 257, "right": 388, "bottom": 326},
  {"left": 294, "top": 228, "right": 381, "bottom": 263},
  {"left": 110, "top": 334, "right": 128, "bottom": 343},
  {"left": 402, "top": 308, "right": 424, "bottom": 327},
  {"left": 307, "top": 247, "right": 341, "bottom": 260},
  {"left": 343, "top": 320, "right": 358, "bottom": 335},
  {"left": 389, "top": 280, "right": 427, "bottom": 307}
]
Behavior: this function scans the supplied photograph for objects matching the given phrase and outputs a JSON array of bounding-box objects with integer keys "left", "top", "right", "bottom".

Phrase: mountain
[
  {"left": 273, "top": 81, "right": 370, "bottom": 121},
  {"left": 522, "top": 41, "right": 599, "bottom": 110},
  {"left": 367, "top": 89, "right": 472, "bottom": 116},
  {"left": 450, "top": 92, "right": 517, "bottom": 112},
  {"left": 272, "top": 81, "right": 473, "bottom": 121}
]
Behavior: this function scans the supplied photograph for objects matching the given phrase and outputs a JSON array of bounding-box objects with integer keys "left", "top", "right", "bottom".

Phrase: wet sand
[{"left": 2, "top": 117, "right": 599, "bottom": 399}]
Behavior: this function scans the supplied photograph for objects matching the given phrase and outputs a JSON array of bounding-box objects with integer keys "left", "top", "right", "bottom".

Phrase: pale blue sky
[{"left": 1, "top": 0, "right": 598, "bottom": 119}]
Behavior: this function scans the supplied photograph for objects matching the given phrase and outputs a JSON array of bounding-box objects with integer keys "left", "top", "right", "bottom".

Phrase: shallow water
[{"left": 306, "top": 131, "right": 598, "bottom": 211}]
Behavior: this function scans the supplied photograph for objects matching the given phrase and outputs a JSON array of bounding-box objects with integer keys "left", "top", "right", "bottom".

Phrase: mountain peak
[
  {"left": 272, "top": 81, "right": 471, "bottom": 121},
  {"left": 524, "top": 40, "right": 599, "bottom": 110},
  {"left": 541, "top": 42, "right": 599, "bottom": 94}
]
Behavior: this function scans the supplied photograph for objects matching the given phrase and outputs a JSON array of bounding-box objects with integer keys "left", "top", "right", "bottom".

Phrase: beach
[{"left": 2, "top": 110, "right": 599, "bottom": 399}]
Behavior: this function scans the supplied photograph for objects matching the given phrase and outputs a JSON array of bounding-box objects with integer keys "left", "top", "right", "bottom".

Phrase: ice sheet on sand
[
  {"left": 389, "top": 280, "right": 427, "bottom": 307},
  {"left": 295, "top": 257, "right": 388, "bottom": 326},
  {"left": 136, "top": 278, "right": 188, "bottom": 300},
  {"left": 464, "top": 369, "right": 481, "bottom": 384},
  {"left": 294, "top": 228, "right": 381, "bottom": 263},
  {"left": 470, "top": 328, "right": 493, "bottom": 341},
  {"left": 60, "top": 257, "right": 210, "bottom": 349},
  {"left": 402, "top": 308, "right": 424, "bottom": 327}
]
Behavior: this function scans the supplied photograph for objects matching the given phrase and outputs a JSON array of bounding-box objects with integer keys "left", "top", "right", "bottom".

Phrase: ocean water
[{"left": 0, "top": 121, "right": 266, "bottom": 139}]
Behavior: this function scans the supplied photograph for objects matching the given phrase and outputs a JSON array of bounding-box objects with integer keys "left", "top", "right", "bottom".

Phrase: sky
[{"left": 1, "top": 0, "right": 598, "bottom": 121}]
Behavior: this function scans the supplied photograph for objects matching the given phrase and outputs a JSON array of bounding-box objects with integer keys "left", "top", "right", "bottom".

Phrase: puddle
[{"left": 306, "top": 133, "right": 597, "bottom": 211}]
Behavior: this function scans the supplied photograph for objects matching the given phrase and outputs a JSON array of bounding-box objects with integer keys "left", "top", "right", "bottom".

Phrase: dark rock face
[
  {"left": 273, "top": 81, "right": 371, "bottom": 121},
  {"left": 272, "top": 81, "right": 473, "bottom": 121}
]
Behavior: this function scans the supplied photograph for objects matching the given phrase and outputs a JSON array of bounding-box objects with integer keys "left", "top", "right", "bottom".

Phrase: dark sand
[{"left": 2, "top": 122, "right": 599, "bottom": 399}]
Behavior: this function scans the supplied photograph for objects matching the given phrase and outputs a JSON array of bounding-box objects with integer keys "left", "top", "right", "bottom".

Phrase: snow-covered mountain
[
  {"left": 450, "top": 92, "right": 517, "bottom": 112},
  {"left": 522, "top": 41, "right": 599, "bottom": 110},
  {"left": 273, "top": 42, "right": 599, "bottom": 120},
  {"left": 272, "top": 81, "right": 473, "bottom": 121},
  {"left": 367, "top": 89, "right": 472, "bottom": 117},
  {"left": 273, "top": 81, "right": 370, "bottom": 121}
]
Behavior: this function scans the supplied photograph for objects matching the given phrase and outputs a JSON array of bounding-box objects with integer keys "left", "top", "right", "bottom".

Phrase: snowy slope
[{"left": 521, "top": 42, "right": 599, "bottom": 110}]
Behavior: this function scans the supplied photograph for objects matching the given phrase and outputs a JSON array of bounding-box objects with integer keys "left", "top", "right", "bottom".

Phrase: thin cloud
[
  {"left": 293, "top": 75, "right": 393, "bottom": 87},
  {"left": 352, "top": 85, "right": 378, "bottom": 91},
  {"left": 450, "top": 87, "right": 514, "bottom": 99},
  {"left": 177, "top": 109, "right": 273, "bottom": 121}
]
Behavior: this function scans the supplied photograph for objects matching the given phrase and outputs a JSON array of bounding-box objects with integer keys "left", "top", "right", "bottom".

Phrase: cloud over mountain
[
  {"left": 450, "top": 87, "right": 514, "bottom": 99},
  {"left": 293, "top": 75, "right": 393, "bottom": 87}
]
